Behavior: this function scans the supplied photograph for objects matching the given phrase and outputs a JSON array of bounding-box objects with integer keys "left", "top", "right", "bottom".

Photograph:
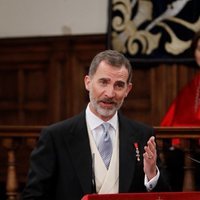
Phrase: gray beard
[
  {"left": 89, "top": 93, "right": 123, "bottom": 118},
  {"left": 93, "top": 102, "right": 116, "bottom": 117}
]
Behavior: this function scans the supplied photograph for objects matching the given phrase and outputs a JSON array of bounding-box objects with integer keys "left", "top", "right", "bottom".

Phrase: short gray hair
[{"left": 88, "top": 50, "right": 133, "bottom": 83}]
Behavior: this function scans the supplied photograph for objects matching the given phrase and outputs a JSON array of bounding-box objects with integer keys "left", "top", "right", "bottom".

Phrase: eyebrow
[{"left": 114, "top": 80, "right": 126, "bottom": 86}]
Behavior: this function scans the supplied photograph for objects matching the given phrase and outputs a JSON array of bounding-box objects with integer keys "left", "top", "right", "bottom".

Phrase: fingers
[
  {"left": 143, "top": 136, "right": 156, "bottom": 160},
  {"left": 143, "top": 136, "right": 157, "bottom": 180}
]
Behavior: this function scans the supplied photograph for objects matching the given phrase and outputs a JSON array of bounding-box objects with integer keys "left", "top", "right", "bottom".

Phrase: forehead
[{"left": 94, "top": 61, "right": 129, "bottom": 81}]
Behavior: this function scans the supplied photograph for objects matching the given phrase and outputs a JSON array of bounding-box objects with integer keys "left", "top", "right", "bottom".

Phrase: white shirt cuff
[{"left": 144, "top": 166, "right": 160, "bottom": 191}]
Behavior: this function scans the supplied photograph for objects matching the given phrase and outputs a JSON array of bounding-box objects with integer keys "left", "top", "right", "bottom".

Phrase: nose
[{"left": 105, "top": 86, "right": 115, "bottom": 98}]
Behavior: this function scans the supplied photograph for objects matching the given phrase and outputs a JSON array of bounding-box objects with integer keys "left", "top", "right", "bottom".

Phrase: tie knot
[{"left": 102, "top": 122, "right": 110, "bottom": 133}]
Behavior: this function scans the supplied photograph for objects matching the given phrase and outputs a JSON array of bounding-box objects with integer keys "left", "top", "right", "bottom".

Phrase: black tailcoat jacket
[{"left": 22, "top": 111, "right": 169, "bottom": 200}]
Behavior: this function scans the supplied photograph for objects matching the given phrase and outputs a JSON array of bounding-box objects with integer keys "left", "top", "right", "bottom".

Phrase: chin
[{"left": 97, "top": 107, "right": 116, "bottom": 118}]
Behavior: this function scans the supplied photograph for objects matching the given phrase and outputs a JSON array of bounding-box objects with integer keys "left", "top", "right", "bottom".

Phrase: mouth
[{"left": 99, "top": 99, "right": 116, "bottom": 109}]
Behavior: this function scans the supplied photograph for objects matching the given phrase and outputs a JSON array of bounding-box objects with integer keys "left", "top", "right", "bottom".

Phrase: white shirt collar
[{"left": 86, "top": 103, "right": 118, "bottom": 131}]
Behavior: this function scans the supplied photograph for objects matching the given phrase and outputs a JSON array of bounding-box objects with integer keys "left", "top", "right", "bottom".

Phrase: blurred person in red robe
[
  {"left": 161, "top": 31, "right": 200, "bottom": 126},
  {"left": 161, "top": 30, "right": 200, "bottom": 191}
]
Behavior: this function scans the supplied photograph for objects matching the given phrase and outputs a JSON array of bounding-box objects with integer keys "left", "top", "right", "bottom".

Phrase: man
[{"left": 22, "top": 50, "right": 169, "bottom": 200}]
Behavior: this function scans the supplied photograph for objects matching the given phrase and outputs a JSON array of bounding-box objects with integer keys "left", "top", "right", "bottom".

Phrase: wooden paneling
[
  {"left": 0, "top": 35, "right": 106, "bottom": 125},
  {"left": 0, "top": 34, "right": 199, "bottom": 126}
]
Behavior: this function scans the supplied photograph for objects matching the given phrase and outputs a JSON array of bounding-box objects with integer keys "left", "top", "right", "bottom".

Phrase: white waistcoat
[{"left": 87, "top": 127, "right": 119, "bottom": 194}]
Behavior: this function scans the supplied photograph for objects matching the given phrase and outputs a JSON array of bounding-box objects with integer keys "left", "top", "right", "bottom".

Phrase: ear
[
  {"left": 84, "top": 75, "right": 91, "bottom": 91},
  {"left": 125, "top": 83, "right": 132, "bottom": 97}
]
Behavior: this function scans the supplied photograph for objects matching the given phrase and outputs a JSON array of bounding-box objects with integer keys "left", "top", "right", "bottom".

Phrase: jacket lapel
[
  {"left": 64, "top": 111, "right": 93, "bottom": 194},
  {"left": 118, "top": 114, "right": 140, "bottom": 192}
]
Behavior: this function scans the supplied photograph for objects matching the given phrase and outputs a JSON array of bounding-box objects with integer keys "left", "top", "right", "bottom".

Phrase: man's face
[
  {"left": 195, "top": 39, "right": 200, "bottom": 66},
  {"left": 84, "top": 61, "right": 132, "bottom": 121}
]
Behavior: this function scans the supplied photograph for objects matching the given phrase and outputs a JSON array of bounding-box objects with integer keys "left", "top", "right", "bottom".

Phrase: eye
[
  {"left": 114, "top": 81, "right": 125, "bottom": 90},
  {"left": 99, "top": 78, "right": 108, "bottom": 86}
]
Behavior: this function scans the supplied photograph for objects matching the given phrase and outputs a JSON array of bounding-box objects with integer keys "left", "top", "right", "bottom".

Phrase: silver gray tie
[{"left": 98, "top": 123, "right": 113, "bottom": 169}]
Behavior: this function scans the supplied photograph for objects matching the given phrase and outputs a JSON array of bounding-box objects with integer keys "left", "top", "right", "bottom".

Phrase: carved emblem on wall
[{"left": 108, "top": 0, "right": 200, "bottom": 62}]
